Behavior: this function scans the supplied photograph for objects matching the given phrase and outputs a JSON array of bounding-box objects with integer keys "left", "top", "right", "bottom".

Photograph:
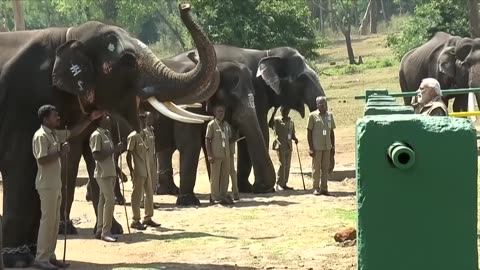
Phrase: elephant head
[
  {"left": 51, "top": 3, "right": 217, "bottom": 130},
  {"left": 453, "top": 37, "right": 480, "bottom": 109},
  {"left": 256, "top": 47, "right": 324, "bottom": 117},
  {"left": 437, "top": 46, "right": 457, "bottom": 88}
]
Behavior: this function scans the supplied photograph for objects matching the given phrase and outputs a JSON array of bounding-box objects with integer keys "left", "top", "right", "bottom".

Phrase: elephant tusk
[
  {"left": 147, "top": 97, "right": 204, "bottom": 124},
  {"left": 468, "top": 92, "right": 477, "bottom": 122},
  {"left": 177, "top": 103, "right": 203, "bottom": 109},
  {"left": 166, "top": 102, "right": 213, "bottom": 121}
]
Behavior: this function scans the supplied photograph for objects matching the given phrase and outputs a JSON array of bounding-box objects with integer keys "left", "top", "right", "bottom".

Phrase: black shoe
[
  {"left": 101, "top": 234, "right": 118, "bottom": 242},
  {"left": 283, "top": 185, "right": 294, "bottom": 190},
  {"left": 95, "top": 232, "right": 101, "bottom": 240},
  {"left": 130, "top": 221, "right": 146, "bottom": 230},
  {"left": 225, "top": 195, "right": 234, "bottom": 204},
  {"left": 233, "top": 194, "right": 240, "bottom": 201},
  {"left": 50, "top": 258, "right": 70, "bottom": 268},
  {"left": 143, "top": 219, "right": 161, "bottom": 227}
]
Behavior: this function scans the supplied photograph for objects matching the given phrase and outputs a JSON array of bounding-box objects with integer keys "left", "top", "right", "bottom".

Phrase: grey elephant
[
  {"left": 0, "top": 3, "right": 217, "bottom": 266},
  {"left": 153, "top": 45, "right": 325, "bottom": 202},
  {"left": 399, "top": 31, "right": 480, "bottom": 110}
]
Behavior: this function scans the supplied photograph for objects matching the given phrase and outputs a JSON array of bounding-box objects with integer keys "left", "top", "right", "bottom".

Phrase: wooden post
[{"left": 11, "top": 0, "right": 25, "bottom": 31}]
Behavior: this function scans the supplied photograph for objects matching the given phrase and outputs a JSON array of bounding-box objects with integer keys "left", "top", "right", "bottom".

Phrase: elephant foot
[
  {"left": 176, "top": 194, "right": 201, "bottom": 207},
  {"left": 58, "top": 220, "right": 78, "bottom": 235},
  {"left": 252, "top": 184, "right": 275, "bottom": 194},
  {"left": 3, "top": 245, "right": 35, "bottom": 268},
  {"left": 237, "top": 181, "right": 253, "bottom": 193},
  {"left": 155, "top": 183, "right": 179, "bottom": 195},
  {"left": 85, "top": 190, "right": 92, "bottom": 202}
]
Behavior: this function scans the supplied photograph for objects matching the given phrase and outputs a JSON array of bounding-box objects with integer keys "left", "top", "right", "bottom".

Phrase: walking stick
[
  {"left": 117, "top": 123, "right": 131, "bottom": 234},
  {"left": 62, "top": 127, "right": 68, "bottom": 269},
  {"left": 295, "top": 143, "right": 306, "bottom": 190}
]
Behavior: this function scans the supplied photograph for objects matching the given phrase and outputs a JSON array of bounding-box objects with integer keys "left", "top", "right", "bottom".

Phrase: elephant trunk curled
[{"left": 137, "top": 4, "right": 217, "bottom": 104}]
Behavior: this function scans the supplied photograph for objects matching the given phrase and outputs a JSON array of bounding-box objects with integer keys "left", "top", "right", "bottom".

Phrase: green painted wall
[
  {"left": 356, "top": 115, "right": 478, "bottom": 270},
  {"left": 366, "top": 101, "right": 401, "bottom": 107}
]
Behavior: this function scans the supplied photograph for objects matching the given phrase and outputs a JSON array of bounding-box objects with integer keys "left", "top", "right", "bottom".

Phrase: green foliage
[
  {"left": 189, "top": 0, "right": 320, "bottom": 58},
  {"left": 386, "top": 0, "right": 470, "bottom": 59}
]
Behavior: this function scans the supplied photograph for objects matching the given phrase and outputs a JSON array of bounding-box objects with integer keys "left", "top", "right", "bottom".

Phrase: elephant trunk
[
  {"left": 234, "top": 109, "right": 276, "bottom": 189},
  {"left": 137, "top": 4, "right": 217, "bottom": 104},
  {"left": 468, "top": 63, "right": 480, "bottom": 111}
]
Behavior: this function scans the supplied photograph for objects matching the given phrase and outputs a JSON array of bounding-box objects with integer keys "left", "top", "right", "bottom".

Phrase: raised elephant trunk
[{"left": 137, "top": 4, "right": 217, "bottom": 105}]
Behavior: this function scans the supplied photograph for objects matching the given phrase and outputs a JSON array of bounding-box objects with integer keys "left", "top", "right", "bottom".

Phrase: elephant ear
[
  {"left": 437, "top": 46, "right": 457, "bottom": 79},
  {"left": 455, "top": 37, "right": 474, "bottom": 62},
  {"left": 256, "top": 57, "right": 283, "bottom": 95},
  {"left": 52, "top": 40, "right": 95, "bottom": 96}
]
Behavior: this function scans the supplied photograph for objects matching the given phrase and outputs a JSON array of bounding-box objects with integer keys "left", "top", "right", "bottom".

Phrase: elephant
[
  {"left": 153, "top": 45, "right": 325, "bottom": 200},
  {"left": 0, "top": 3, "right": 218, "bottom": 267},
  {"left": 399, "top": 31, "right": 480, "bottom": 111}
]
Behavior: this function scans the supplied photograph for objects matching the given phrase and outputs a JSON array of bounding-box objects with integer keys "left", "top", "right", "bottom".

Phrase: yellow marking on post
[{"left": 449, "top": 111, "right": 480, "bottom": 117}]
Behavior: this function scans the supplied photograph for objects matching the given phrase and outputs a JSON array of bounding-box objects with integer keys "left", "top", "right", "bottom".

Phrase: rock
[{"left": 334, "top": 227, "right": 357, "bottom": 242}]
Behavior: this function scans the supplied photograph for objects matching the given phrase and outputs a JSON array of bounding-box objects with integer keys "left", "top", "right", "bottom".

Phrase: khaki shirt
[
  {"left": 127, "top": 131, "right": 149, "bottom": 178},
  {"left": 206, "top": 119, "right": 231, "bottom": 159},
  {"left": 307, "top": 110, "right": 336, "bottom": 151},
  {"left": 143, "top": 126, "right": 156, "bottom": 170},
  {"left": 273, "top": 117, "right": 295, "bottom": 151},
  {"left": 32, "top": 125, "right": 67, "bottom": 190},
  {"left": 90, "top": 128, "right": 116, "bottom": 178}
]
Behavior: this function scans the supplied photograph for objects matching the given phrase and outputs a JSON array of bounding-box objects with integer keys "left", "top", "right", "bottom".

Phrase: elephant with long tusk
[{"left": 0, "top": 3, "right": 218, "bottom": 266}]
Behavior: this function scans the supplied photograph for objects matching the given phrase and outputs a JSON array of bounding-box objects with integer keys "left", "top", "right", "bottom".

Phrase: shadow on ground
[
  {"left": 65, "top": 227, "right": 237, "bottom": 243},
  {"left": 10, "top": 261, "right": 258, "bottom": 270}
]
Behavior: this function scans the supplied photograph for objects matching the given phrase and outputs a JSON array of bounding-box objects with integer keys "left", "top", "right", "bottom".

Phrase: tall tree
[
  {"left": 468, "top": 0, "right": 480, "bottom": 38},
  {"left": 359, "top": 0, "right": 372, "bottom": 35},
  {"left": 11, "top": 0, "right": 25, "bottom": 30},
  {"left": 370, "top": 0, "right": 378, "bottom": 33}
]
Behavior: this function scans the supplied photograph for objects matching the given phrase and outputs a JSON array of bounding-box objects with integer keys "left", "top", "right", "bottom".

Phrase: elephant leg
[
  {"left": 156, "top": 147, "right": 179, "bottom": 195},
  {"left": 83, "top": 144, "right": 124, "bottom": 235},
  {"left": 175, "top": 122, "right": 202, "bottom": 206},
  {"left": 59, "top": 139, "right": 82, "bottom": 235},
  {"left": 2, "top": 147, "right": 38, "bottom": 267},
  {"left": 452, "top": 94, "right": 468, "bottom": 112},
  {"left": 236, "top": 139, "right": 253, "bottom": 193},
  {"left": 114, "top": 175, "right": 125, "bottom": 205}
]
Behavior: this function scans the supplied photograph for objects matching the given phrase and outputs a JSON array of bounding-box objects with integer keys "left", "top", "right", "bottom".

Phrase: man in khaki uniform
[
  {"left": 307, "top": 97, "right": 336, "bottom": 196},
  {"left": 127, "top": 115, "right": 161, "bottom": 230},
  {"left": 32, "top": 105, "right": 103, "bottom": 269},
  {"left": 206, "top": 105, "right": 233, "bottom": 205},
  {"left": 271, "top": 107, "right": 298, "bottom": 191},
  {"left": 140, "top": 112, "right": 159, "bottom": 208},
  {"left": 90, "top": 114, "right": 123, "bottom": 242},
  {"left": 410, "top": 78, "right": 449, "bottom": 116}
]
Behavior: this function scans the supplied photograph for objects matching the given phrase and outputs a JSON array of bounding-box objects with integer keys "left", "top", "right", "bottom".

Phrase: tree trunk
[
  {"left": 359, "top": 0, "right": 372, "bottom": 35},
  {"left": 328, "top": 0, "right": 334, "bottom": 30},
  {"left": 11, "top": 0, "right": 25, "bottom": 31},
  {"left": 381, "top": 0, "right": 388, "bottom": 22},
  {"left": 370, "top": 0, "right": 378, "bottom": 34},
  {"left": 342, "top": 25, "right": 359, "bottom": 65},
  {"left": 319, "top": 0, "right": 324, "bottom": 33},
  {"left": 468, "top": 0, "right": 480, "bottom": 38},
  {"left": 101, "top": 0, "right": 117, "bottom": 23}
]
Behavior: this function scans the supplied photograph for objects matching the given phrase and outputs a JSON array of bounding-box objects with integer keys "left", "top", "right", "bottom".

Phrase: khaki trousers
[
  {"left": 36, "top": 189, "right": 61, "bottom": 262},
  {"left": 209, "top": 157, "right": 230, "bottom": 201},
  {"left": 312, "top": 150, "right": 331, "bottom": 191},
  {"left": 229, "top": 153, "right": 239, "bottom": 197},
  {"left": 141, "top": 164, "right": 157, "bottom": 204},
  {"left": 97, "top": 177, "right": 116, "bottom": 235},
  {"left": 131, "top": 175, "right": 153, "bottom": 221},
  {"left": 276, "top": 148, "right": 292, "bottom": 186}
]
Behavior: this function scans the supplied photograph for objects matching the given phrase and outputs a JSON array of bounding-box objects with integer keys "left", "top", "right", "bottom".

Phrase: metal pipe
[
  {"left": 388, "top": 142, "right": 415, "bottom": 170},
  {"left": 355, "top": 87, "right": 480, "bottom": 100}
]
